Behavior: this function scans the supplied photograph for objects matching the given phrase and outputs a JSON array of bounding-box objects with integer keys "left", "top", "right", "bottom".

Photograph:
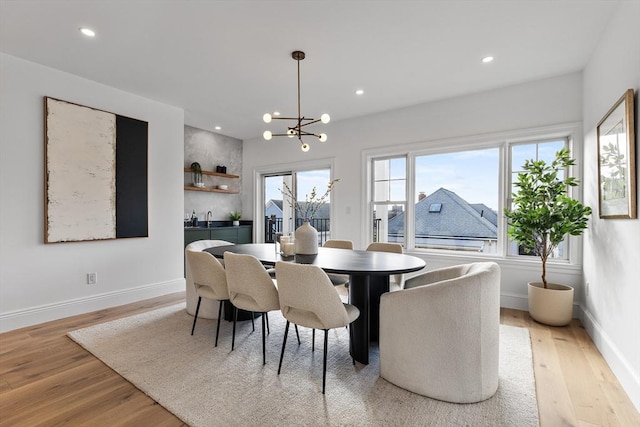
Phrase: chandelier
[{"left": 262, "top": 51, "right": 330, "bottom": 152}]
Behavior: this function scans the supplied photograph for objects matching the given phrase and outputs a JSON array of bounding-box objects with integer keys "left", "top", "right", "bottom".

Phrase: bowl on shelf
[
  {"left": 217, "top": 184, "right": 229, "bottom": 190},
  {"left": 194, "top": 182, "right": 205, "bottom": 188}
]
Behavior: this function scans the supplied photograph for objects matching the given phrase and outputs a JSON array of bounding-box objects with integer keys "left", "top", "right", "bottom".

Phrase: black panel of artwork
[{"left": 115, "top": 115, "right": 148, "bottom": 238}]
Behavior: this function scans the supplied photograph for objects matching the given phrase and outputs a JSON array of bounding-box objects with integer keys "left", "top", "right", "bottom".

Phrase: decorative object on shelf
[
  {"left": 229, "top": 211, "right": 242, "bottom": 226},
  {"left": 216, "top": 165, "right": 227, "bottom": 174},
  {"left": 596, "top": 88, "right": 636, "bottom": 219},
  {"left": 262, "top": 50, "right": 330, "bottom": 152},
  {"left": 190, "top": 162, "right": 204, "bottom": 188},
  {"left": 281, "top": 179, "right": 339, "bottom": 255},
  {"left": 504, "top": 148, "right": 592, "bottom": 326},
  {"left": 217, "top": 184, "right": 228, "bottom": 190}
]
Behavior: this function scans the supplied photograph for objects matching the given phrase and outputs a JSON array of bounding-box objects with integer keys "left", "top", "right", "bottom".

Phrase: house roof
[{"left": 388, "top": 188, "right": 497, "bottom": 239}]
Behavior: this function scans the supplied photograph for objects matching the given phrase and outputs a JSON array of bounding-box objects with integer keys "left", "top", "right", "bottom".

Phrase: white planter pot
[
  {"left": 232, "top": 220, "right": 239, "bottom": 226},
  {"left": 295, "top": 221, "right": 318, "bottom": 255},
  {"left": 528, "top": 282, "right": 574, "bottom": 326}
]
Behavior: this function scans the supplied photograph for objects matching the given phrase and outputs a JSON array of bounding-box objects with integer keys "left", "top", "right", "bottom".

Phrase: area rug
[{"left": 68, "top": 304, "right": 539, "bottom": 426}]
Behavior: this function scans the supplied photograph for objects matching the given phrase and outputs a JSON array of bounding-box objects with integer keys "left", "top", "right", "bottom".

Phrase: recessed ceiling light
[
  {"left": 79, "top": 27, "right": 96, "bottom": 37},
  {"left": 355, "top": 89, "right": 364, "bottom": 96},
  {"left": 214, "top": 126, "right": 221, "bottom": 130},
  {"left": 482, "top": 56, "right": 494, "bottom": 63},
  {"left": 273, "top": 111, "right": 281, "bottom": 116}
]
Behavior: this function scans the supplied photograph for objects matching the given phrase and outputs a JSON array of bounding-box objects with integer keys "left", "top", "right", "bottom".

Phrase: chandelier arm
[{"left": 297, "top": 118, "right": 321, "bottom": 127}]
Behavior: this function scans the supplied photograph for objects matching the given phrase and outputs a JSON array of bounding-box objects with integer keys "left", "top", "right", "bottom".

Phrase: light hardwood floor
[{"left": 1, "top": 292, "right": 638, "bottom": 426}]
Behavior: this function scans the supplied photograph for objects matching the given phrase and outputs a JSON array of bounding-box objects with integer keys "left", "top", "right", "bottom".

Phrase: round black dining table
[{"left": 205, "top": 243, "right": 426, "bottom": 365}]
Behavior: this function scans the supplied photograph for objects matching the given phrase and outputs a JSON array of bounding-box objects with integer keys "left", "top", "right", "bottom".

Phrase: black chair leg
[
  {"left": 266, "top": 312, "right": 270, "bottom": 335},
  {"left": 322, "top": 329, "right": 328, "bottom": 394},
  {"left": 251, "top": 312, "right": 255, "bottom": 332},
  {"left": 191, "top": 297, "right": 202, "bottom": 335},
  {"left": 261, "top": 312, "right": 266, "bottom": 365},
  {"left": 215, "top": 299, "right": 223, "bottom": 347},
  {"left": 232, "top": 305, "right": 238, "bottom": 351},
  {"left": 278, "top": 321, "right": 290, "bottom": 375},
  {"left": 295, "top": 325, "right": 301, "bottom": 345},
  {"left": 312, "top": 328, "right": 315, "bottom": 351}
]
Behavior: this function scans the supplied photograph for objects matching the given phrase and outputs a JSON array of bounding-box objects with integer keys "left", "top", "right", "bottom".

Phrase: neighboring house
[
  {"left": 265, "top": 199, "right": 283, "bottom": 219},
  {"left": 387, "top": 188, "right": 498, "bottom": 253}
]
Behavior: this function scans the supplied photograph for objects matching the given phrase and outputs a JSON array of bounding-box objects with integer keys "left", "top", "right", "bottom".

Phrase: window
[
  {"left": 372, "top": 157, "right": 406, "bottom": 245},
  {"left": 366, "top": 126, "right": 579, "bottom": 262},
  {"left": 414, "top": 147, "right": 500, "bottom": 253},
  {"left": 508, "top": 138, "right": 568, "bottom": 258},
  {"left": 262, "top": 168, "right": 332, "bottom": 244}
]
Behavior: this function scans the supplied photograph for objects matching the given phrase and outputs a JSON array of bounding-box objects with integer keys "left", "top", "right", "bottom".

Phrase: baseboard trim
[
  {"left": 579, "top": 304, "right": 640, "bottom": 412},
  {"left": 500, "top": 292, "right": 529, "bottom": 311},
  {"left": 0, "top": 279, "right": 185, "bottom": 333}
]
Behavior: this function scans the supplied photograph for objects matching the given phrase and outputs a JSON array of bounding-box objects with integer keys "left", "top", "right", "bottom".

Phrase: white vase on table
[{"left": 295, "top": 221, "right": 318, "bottom": 255}]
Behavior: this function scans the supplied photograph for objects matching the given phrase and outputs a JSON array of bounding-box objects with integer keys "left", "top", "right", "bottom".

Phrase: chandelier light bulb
[
  {"left": 301, "top": 143, "right": 310, "bottom": 152},
  {"left": 321, "top": 113, "right": 331, "bottom": 124},
  {"left": 287, "top": 129, "right": 296, "bottom": 138},
  {"left": 263, "top": 113, "right": 272, "bottom": 123},
  {"left": 263, "top": 130, "right": 272, "bottom": 140},
  {"left": 319, "top": 133, "right": 327, "bottom": 142}
]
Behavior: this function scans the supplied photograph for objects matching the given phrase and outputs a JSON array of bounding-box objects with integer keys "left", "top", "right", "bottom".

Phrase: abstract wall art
[{"left": 44, "top": 97, "right": 148, "bottom": 243}]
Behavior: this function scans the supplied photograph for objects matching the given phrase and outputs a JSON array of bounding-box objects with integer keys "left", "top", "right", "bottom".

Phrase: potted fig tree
[{"left": 504, "top": 148, "right": 592, "bottom": 326}]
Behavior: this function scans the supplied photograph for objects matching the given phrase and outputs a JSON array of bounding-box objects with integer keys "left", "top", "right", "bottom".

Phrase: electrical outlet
[{"left": 87, "top": 272, "right": 97, "bottom": 285}]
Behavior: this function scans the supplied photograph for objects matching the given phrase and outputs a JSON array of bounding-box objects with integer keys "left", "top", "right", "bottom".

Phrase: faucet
[{"left": 206, "top": 211, "right": 213, "bottom": 228}]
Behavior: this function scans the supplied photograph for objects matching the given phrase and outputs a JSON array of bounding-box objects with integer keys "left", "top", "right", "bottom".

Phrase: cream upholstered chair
[
  {"left": 366, "top": 242, "right": 405, "bottom": 291},
  {"left": 185, "top": 250, "right": 230, "bottom": 347},
  {"left": 379, "top": 262, "right": 501, "bottom": 403},
  {"left": 224, "top": 252, "right": 281, "bottom": 365},
  {"left": 322, "top": 239, "right": 354, "bottom": 287},
  {"left": 185, "top": 240, "right": 233, "bottom": 319},
  {"left": 275, "top": 261, "right": 360, "bottom": 394}
]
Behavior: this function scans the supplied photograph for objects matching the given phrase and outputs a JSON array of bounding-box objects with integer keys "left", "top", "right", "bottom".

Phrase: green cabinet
[{"left": 184, "top": 225, "right": 252, "bottom": 247}]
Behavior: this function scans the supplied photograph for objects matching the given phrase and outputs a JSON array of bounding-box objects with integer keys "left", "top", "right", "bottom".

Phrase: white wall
[
  {"left": 243, "top": 72, "right": 584, "bottom": 313},
  {"left": 582, "top": 1, "right": 640, "bottom": 411},
  {"left": 0, "top": 54, "right": 185, "bottom": 332}
]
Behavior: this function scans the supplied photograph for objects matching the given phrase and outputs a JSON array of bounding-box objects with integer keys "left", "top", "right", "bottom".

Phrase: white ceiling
[{"left": 0, "top": 0, "right": 619, "bottom": 141}]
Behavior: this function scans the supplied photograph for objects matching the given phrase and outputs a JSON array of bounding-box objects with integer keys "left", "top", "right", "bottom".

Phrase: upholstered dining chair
[
  {"left": 223, "top": 252, "right": 281, "bottom": 365},
  {"left": 379, "top": 262, "right": 500, "bottom": 403},
  {"left": 185, "top": 250, "right": 230, "bottom": 347},
  {"left": 322, "top": 239, "right": 354, "bottom": 287},
  {"left": 366, "top": 242, "right": 405, "bottom": 291},
  {"left": 275, "top": 261, "right": 360, "bottom": 394},
  {"left": 185, "top": 240, "right": 233, "bottom": 319}
]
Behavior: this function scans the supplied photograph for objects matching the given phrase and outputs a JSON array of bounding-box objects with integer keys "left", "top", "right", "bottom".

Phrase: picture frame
[
  {"left": 596, "top": 89, "right": 636, "bottom": 219},
  {"left": 44, "top": 97, "right": 149, "bottom": 243}
]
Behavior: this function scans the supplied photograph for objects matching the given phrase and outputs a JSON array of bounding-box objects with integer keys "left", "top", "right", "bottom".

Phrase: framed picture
[
  {"left": 596, "top": 89, "right": 636, "bottom": 219},
  {"left": 44, "top": 97, "right": 149, "bottom": 242}
]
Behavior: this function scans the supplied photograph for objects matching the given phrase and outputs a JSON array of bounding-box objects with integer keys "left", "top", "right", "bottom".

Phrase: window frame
[{"left": 362, "top": 122, "right": 584, "bottom": 266}]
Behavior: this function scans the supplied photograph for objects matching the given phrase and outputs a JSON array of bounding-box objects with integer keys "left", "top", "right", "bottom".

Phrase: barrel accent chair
[
  {"left": 379, "top": 262, "right": 501, "bottom": 403},
  {"left": 185, "top": 240, "right": 233, "bottom": 319}
]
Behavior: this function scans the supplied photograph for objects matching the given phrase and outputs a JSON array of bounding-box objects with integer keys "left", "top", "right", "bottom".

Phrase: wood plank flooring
[{"left": 1, "top": 293, "right": 638, "bottom": 426}]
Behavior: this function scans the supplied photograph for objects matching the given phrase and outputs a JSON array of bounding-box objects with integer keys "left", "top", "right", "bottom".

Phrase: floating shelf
[
  {"left": 183, "top": 186, "right": 239, "bottom": 194},
  {"left": 183, "top": 168, "right": 239, "bottom": 179}
]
